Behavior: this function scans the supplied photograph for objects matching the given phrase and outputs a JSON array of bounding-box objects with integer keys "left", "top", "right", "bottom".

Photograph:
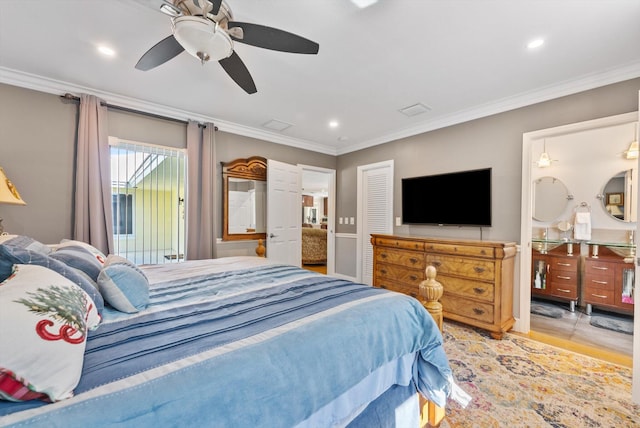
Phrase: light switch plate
[
  {"left": 349, "top": 217, "right": 355, "bottom": 225},
  {"left": 395, "top": 216, "right": 401, "bottom": 226}
]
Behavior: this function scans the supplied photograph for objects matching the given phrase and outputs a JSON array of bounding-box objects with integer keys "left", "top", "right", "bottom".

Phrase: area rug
[
  {"left": 530, "top": 301, "right": 565, "bottom": 319},
  {"left": 440, "top": 321, "right": 640, "bottom": 427},
  {"left": 590, "top": 314, "right": 634, "bottom": 335}
]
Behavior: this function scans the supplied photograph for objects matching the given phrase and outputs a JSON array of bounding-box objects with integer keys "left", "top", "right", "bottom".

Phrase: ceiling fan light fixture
[
  {"left": 172, "top": 16, "right": 232, "bottom": 62},
  {"left": 625, "top": 141, "right": 639, "bottom": 159}
]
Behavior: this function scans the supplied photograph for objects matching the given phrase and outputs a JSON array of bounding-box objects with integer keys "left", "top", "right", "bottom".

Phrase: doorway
[
  {"left": 300, "top": 165, "right": 336, "bottom": 276},
  {"left": 519, "top": 113, "right": 638, "bottom": 373}
]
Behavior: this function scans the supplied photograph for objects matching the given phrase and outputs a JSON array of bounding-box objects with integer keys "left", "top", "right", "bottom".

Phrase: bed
[{"left": 0, "top": 236, "right": 468, "bottom": 427}]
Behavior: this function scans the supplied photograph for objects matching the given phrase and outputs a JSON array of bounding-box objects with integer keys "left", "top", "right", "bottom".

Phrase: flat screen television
[{"left": 401, "top": 168, "right": 492, "bottom": 227}]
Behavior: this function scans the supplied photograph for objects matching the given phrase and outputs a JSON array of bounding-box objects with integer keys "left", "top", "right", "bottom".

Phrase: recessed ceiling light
[
  {"left": 98, "top": 46, "right": 115, "bottom": 57},
  {"left": 329, "top": 120, "right": 339, "bottom": 128},
  {"left": 527, "top": 38, "right": 544, "bottom": 50},
  {"left": 350, "top": 0, "right": 378, "bottom": 8}
]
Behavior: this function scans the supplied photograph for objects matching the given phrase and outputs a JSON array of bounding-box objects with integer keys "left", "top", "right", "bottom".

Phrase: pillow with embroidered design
[
  {"left": 0, "top": 264, "right": 100, "bottom": 402},
  {"left": 0, "top": 244, "right": 104, "bottom": 315}
]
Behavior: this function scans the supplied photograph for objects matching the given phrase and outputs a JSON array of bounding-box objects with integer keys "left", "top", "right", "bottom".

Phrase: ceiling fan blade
[
  {"left": 135, "top": 35, "right": 185, "bottom": 71},
  {"left": 219, "top": 51, "right": 257, "bottom": 94},
  {"left": 210, "top": 0, "right": 222, "bottom": 15},
  {"left": 227, "top": 22, "right": 319, "bottom": 54}
]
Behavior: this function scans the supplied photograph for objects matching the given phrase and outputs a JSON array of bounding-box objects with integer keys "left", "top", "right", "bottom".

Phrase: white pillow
[{"left": 0, "top": 264, "right": 100, "bottom": 402}]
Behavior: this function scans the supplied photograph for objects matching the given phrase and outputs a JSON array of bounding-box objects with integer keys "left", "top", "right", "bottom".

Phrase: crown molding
[
  {"left": 2, "top": 63, "right": 639, "bottom": 158},
  {"left": 336, "top": 60, "right": 640, "bottom": 155},
  {"left": 0, "top": 67, "right": 338, "bottom": 156}
]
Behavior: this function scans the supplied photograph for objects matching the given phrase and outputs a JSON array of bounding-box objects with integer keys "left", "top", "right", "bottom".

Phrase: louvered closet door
[{"left": 359, "top": 160, "right": 393, "bottom": 285}]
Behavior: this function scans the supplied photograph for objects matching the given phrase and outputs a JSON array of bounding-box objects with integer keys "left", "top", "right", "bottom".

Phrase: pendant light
[
  {"left": 625, "top": 123, "right": 639, "bottom": 159},
  {"left": 536, "top": 140, "right": 552, "bottom": 168}
]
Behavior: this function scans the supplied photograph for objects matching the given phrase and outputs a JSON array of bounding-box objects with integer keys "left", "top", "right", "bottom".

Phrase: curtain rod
[{"left": 60, "top": 93, "right": 216, "bottom": 130}]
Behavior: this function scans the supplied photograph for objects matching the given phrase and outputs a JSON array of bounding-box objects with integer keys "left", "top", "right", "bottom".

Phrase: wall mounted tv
[{"left": 401, "top": 168, "right": 492, "bottom": 227}]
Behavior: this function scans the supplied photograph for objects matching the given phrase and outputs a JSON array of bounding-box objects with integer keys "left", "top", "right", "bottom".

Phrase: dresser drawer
[
  {"left": 425, "top": 242, "right": 494, "bottom": 259},
  {"left": 375, "top": 248, "right": 425, "bottom": 269},
  {"left": 436, "top": 274, "right": 494, "bottom": 303},
  {"left": 583, "top": 274, "right": 615, "bottom": 291},
  {"left": 372, "top": 237, "right": 425, "bottom": 252},
  {"left": 441, "top": 294, "right": 494, "bottom": 324},
  {"left": 584, "top": 286, "right": 615, "bottom": 306},
  {"left": 549, "top": 256, "right": 578, "bottom": 273},
  {"left": 375, "top": 263, "right": 423, "bottom": 286},
  {"left": 584, "top": 259, "right": 616, "bottom": 277},
  {"left": 375, "top": 277, "right": 419, "bottom": 299},
  {"left": 549, "top": 282, "right": 578, "bottom": 299},
  {"left": 426, "top": 254, "right": 495, "bottom": 281}
]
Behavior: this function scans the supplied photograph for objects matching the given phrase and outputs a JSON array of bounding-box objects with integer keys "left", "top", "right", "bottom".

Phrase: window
[
  {"left": 109, "top": 137, "right": 186, "bottom": 265},
  {"left": 112, "top": 193, "right": 133, "bottom": 235}
]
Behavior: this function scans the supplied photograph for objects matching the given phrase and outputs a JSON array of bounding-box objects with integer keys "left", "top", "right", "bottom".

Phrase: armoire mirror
[
  {"left": 533, "top": 176, "right": 571, "bottom": 222},
  {"left": 601, "top": 169, "right": 635, "bottom": 222},
  {"left": 222, "top": 156, "right": 267, "bottom": 241}
]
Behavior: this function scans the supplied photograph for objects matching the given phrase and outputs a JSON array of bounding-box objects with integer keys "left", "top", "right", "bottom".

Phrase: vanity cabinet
[
  {"left": 371, "top": 234, "right": 517, "bottom": 339},
  {"left": 583, "top": 247, "right": 634, "bottom": 315},
  {"left": 531, "top": 246, "right": 580, "bottom": 311}
]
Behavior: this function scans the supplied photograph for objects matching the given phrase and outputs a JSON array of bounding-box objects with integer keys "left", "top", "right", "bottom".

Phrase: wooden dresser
[
  {"left": 531, "top": 244, "right": 580, "bottom": 312},
  {"left": 371, "top": 234, "right": 517, "bottom": 339},
  {"left": 583, "top": 246, "right": 634, "bottom": 315}
]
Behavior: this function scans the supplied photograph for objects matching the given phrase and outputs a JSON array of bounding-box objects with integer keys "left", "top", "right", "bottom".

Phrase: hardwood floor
[
  {"left": 529, "top": 299, "right": 633, "bottom": 367},
  {"left": 302, "top": 264, "right": 327, "bottom": 274}
]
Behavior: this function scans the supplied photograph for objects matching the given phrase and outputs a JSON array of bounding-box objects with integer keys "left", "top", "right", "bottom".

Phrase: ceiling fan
[{"left": 135, "top": 0, "right": 319, "bottom": 94}]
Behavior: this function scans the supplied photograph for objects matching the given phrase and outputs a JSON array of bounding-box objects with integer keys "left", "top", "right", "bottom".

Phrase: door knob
[{"left": 269, "top": 233, "right": 277, "bottom": 238}]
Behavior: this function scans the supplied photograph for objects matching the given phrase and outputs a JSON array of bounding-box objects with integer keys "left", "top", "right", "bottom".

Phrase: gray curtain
[
  {"left": 74, "top": 94, "right": 114, "bottom": 255},
  {"left": 186, "top": 121, "right": 217, "bottom": 260}
]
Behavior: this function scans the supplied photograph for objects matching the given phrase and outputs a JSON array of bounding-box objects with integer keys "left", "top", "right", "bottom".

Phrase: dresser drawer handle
[
  {"left": 591, "top": 293, "right": 608, "bottom": 299},
  {"left": 409, "top": 275, "right": 418, "bottom": 281},
  {"left": 473, "top": 287, "right": 485, "bottom": 294},
  {"left": 381, "top": 269, "right": 387, "bottom": 274},
  {"left": 431, "top": 261, "right": 442, "bottom": 268},
  {"left": 557, "top": 288, "right": 571, "bottom": 293},
  {"left": 380, "top": 285, "right": 387, "bottom": 289},
  {"left": 592, "top": 266, "right": 608, "bottom": 271},
  {"left": 409, "top": 292, "right": 417, "bottom": 298},
  {"left": 380, "top": 253, "right": 388, "bottom": 259},
  {"left": 557, "top": 262, "right": 571, "bottom": 266},
  {"left": 591, "top": 280, "right": 609, "bottom": 285},
  {"left": 474, "top": 266, "right": 485, "bottom": 273},
  {"left": 557, "top": 275, "right": 571, "bottom": 280},
  {"left": 409, "top": 257, "right": 419, "bottom": 265},
  {"left": 472, "top": 308, "right": 485, "bottom": 315}
]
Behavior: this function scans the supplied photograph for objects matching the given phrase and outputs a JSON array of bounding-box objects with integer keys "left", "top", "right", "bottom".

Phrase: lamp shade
[{"left": 0, "top": 167, "right": 26, "bottom": 205}]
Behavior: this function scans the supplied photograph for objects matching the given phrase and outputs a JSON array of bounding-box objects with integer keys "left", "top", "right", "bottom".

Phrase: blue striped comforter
[{"left": 0, "top": 257, "right": 453, "bottom": 427}]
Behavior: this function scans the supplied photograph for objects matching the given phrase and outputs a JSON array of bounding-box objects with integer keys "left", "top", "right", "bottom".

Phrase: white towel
[{"left": 573, "top": 212, "right": 591, "bottom": 240}]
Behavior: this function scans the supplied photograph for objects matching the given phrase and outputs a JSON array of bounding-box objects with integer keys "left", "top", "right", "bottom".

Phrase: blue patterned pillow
[
  {"left": 0, "top": 245, "right": 104, "bottom": 315},
  {"left": 0, "top": 235, "right": 52, "bottom": 255},
  {"left": 97, "top": 255, "right": 149, "bottom": 313}
]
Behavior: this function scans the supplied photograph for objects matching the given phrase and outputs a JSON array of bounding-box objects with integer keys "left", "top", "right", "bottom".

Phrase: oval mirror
[
  {"left": 601, "top": 170, "right": 635, "bottom": 222},
  {"left": 533, "top": 176, "right": 570, "bottom": 222}
]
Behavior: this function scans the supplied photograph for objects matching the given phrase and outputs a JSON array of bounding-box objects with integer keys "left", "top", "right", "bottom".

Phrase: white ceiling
[{"left": 1, "top": 0, "right": 640, "bottom": 155}]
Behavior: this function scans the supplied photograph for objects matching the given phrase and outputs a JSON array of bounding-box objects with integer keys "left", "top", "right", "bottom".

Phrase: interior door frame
[
  {"left": 519, "top": 112, "right": 638, "bottom": 333},
  {"left": 298, "top": 164, "right": 336, "bottom": 276}
]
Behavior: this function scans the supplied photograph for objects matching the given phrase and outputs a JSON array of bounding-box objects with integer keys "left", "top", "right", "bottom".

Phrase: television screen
[{"left": 401, "top": 168, "right": 492, "bottom": 227}]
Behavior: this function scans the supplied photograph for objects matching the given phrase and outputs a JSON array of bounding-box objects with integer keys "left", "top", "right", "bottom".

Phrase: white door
[
  {"left": 357, "top": 160, "right": 394, "bottom": 285},
  {"left": 267, "top": 159, "right": 301, "bottom": 266}
]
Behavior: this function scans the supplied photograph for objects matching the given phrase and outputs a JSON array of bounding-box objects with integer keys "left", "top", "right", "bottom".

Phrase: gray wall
[
  {"left": 0, "top": 83, "right": 335, "bottom": 250},
  {"left": 336, "top": 78, "right": 640, "bottom": 245}
]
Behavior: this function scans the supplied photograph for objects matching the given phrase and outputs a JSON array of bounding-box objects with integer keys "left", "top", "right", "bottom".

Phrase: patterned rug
[{"left": 440, "top": 321, "right": 640, "bottom": 427}]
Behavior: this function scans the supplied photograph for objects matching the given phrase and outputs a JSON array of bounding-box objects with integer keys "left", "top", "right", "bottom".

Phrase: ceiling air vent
[{"left": 398, "top": 103, "right": 431, "bottom": 117}]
